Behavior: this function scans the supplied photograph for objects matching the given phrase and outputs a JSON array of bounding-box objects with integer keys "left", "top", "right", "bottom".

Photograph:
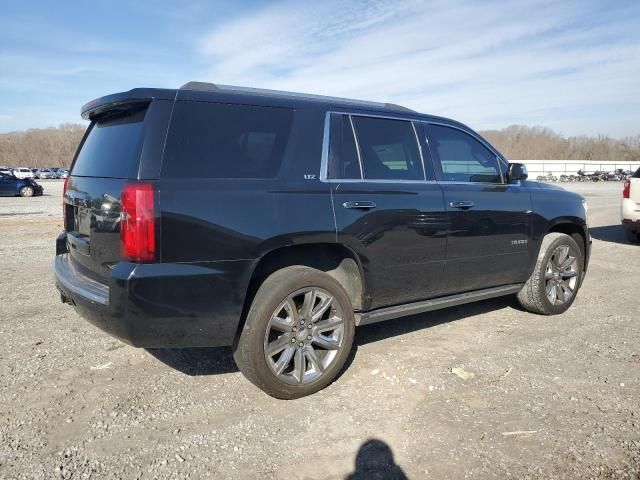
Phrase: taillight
[
  {"left": 62, "top": 176, "right": 69, "bottom": 229},
  {"left": 623, "top": 180, "right": 630, "bottom": 199},
  {"left": 120, "top": 182, "right": 156, "bottom": 263}
]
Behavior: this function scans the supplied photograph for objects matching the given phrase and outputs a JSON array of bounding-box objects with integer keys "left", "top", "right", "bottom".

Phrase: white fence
[{"left": 519, "top": 160, "right": 639, "bottom": 177}]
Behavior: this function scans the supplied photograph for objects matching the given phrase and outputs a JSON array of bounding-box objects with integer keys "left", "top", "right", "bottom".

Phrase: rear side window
[
  {"left": 72, "top": 107, "right": 147, "bottom": 178},
  {"left": 162, "top": 101, "right": 294, "bottom": 179},
  {"left": 328, "top": 114, "right": 361, "bottom": 179},
  {"left": 633, "top": 168, "right": 640, "bottom": 178},
  {"left": 426, "top": 125, "right": 502, "bottom": 183},
  {"left": 352, "top": 116, "right": 424, "bottom": 181}
]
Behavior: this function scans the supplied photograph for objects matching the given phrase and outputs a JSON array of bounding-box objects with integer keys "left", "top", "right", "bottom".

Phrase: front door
[
  {"left": 423, "top": 123, "right": 532, "bottom": 294},
  {"left": 327, "top": 113, "right": 447, "bottom": 310}
]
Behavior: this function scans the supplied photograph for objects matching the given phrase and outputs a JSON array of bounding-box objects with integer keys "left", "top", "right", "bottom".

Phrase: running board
[{"left": 355, "top": 283, "right": 523, "bottom": 326}]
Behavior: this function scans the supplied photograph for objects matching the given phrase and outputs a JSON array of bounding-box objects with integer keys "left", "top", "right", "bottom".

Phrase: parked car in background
[
  {"left": 13, "top": 167, "right": 34, "bottom": 179},
  {"left": 55, "top": 169, "right": 69, "bottom": 179},
  {"left": 622, "top": 167, "right": 640, "bottom": 243},
  {"left": 55, "top": 82, "right": 591, "bottom": 399},
  {"left": 35, "top": 169, "right": 58, "bottom": 179},
  {"left": 0, "top": 172, "right": 43, "bottom": 197},
  {"left": 0, "top": 167, "right": 12, "bottom": 176}
]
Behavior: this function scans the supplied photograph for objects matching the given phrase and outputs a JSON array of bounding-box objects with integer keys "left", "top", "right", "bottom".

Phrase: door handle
[
  {"left": 343, "top": 201, "right": 376, "bottom": 210},
  {"left": 449, "top": 200, "right": 474, "bottom": 209}
]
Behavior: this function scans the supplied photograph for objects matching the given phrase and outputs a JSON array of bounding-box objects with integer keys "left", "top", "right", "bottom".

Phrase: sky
[{"left": 1, "top": 0, "right": 639, "bottom": 136}]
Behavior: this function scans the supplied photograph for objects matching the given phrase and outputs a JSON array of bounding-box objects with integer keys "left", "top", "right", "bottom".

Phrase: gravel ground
[{"left": 0, "top": 180, "right": 638, "bottom": 480}]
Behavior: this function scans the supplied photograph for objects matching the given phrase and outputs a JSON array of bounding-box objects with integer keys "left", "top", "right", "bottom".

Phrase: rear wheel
[
  {"left": 19, "top": 186, "right": 34, "bottom": 197},
  {"left": 517, "top": 233, "right": 583, "bottom": 315},
  {"left": 624, "top": 225, "right": 640, "bottom": 244},
  {"left": 233, "top": 266, "right": 355, "bottom": 399}
]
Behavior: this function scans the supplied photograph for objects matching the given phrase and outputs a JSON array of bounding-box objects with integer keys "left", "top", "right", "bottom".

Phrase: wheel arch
[
  {"left": 234, "top": 242, "right": 365, "bottom": 345},
  {"left": 546, "top": 220, "right": 588, "bottom": 271}
]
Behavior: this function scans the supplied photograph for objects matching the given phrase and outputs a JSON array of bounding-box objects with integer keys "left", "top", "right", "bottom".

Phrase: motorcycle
[{"left": 536, "top": 172, "right": 558, "bottom": 182}]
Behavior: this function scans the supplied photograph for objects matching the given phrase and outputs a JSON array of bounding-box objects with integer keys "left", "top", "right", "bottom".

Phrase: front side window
[
  {"left": 426, "top": 125, "right": 502, "bottom": 183},
  {"left": 352, "top": 116, "right": 424, "bottom": 181}
]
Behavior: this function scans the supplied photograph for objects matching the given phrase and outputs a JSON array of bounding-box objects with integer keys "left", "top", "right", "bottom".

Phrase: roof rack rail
[{"left": 179, "top": 81, "right": 415, "bottom": 113}]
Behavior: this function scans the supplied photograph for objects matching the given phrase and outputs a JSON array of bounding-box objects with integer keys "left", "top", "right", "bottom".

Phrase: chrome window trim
[
  {"left": 436, "top": 180, "right": 508, "bottom": 186},
  {"left": 320, "top": 111, "right": 510, "bottom": 185},
  {"left": 348, "top": 115, "right": 365, "bottom": 178},
  {"left": 319, "top": 111, "right": 331, "bottom": 182},
  {"left": 321, "top": 110, "right": 427, "bottom": 183},
  {"left": 328, "top": 178, "right": 437, "bottom": 184},
  {"left": 411, "top": 122, "right": 427, "bottom": 181},
  {"left": 422, "top": 121, "right": 507, "bottom": 185}
]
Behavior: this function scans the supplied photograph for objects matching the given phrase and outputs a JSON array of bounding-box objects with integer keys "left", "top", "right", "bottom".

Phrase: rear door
[
  {"left": 327, "top": 113, "right": 447, "bottom": 309},
  {"left": 0, "top": 174, "right": 14, "bottom": 195},
  {"left": 64, "top": 99, "right": 172, "bottom": 282},
  {"left": 423, "top": 123, "right": 532, "bottom": 293}
]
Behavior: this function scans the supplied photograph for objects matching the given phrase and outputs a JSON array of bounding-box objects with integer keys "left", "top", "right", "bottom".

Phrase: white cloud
[{"left": 197, "top": 0, "right": 640, "bottom": 136}]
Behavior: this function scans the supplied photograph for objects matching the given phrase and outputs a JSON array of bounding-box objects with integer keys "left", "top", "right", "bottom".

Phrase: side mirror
[{"left": 508, "top": 163, "right": 528, "bottom": 182}]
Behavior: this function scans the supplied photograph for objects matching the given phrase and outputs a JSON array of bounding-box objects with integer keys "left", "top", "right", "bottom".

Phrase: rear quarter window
[
  {"left": 71, "top": 107, "right": 147, "bottom": 178},
  {"left": 161, "top": 101, "right": 294, "bottom": 179},
  {"left": 633, "top": 167, "right": 640, "bottom": 178}
]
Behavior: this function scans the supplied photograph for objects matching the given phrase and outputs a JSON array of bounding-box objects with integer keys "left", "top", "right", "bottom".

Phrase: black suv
[{"left": 54, "top": 82, "right": 591, "bottom": 398}]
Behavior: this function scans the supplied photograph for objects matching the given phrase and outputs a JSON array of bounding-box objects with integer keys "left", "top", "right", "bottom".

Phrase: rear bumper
[
  {"left": 54, "top": 237, "right": 254, "bottom": 348},
  {"left": 622, "top": 218, "right": 640, "bottom": 235},
  {"left": 621, "top": 198, "right": 640, "bottom": 223}
]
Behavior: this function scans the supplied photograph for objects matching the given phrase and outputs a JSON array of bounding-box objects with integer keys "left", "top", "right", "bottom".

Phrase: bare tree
[
  {"left": 0, "top": 123, "right": 638, "bottom": 168},
  {"left": 0, "top": 124, "right": 86, "bottom": 168},
  {"left": 481, "top": 125, "right": 640, "bottom": 161}
]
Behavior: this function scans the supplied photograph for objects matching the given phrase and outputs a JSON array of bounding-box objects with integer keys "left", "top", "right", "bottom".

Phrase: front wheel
[
  {"left": 517, "top": 233, "right": 583, "bottom": 315},
  {"left": 234, "top": 266, "right": 355, "bottom": 399},
  {"left": 19, "top": 186, "right": 34, "bottom": 197}
]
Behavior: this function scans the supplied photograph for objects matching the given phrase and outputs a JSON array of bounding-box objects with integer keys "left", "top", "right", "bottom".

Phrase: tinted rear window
[
  {"left": 162, "top": 101, "right": 294, "bottom": 179},
  {"left": 633, "top": 167, "right": 640, "bottom": 178},
  {"left": 71, "top": 107, "right": 147, "bottom": 178}
]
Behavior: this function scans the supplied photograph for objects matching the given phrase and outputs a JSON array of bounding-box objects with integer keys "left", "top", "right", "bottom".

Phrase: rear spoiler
[{"left": 81, "top": 88, "right": 176, "bottom": 120}]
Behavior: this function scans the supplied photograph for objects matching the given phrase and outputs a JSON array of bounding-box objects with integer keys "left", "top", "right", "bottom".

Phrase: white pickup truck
[{"left": 622, "top": 168, "right": 640, "bottom": 243}]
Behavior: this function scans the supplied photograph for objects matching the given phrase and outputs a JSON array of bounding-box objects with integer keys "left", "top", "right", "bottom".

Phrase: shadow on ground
[
  {"left": 146, "top": 295, "right": 518, "bottom": 377},
  {"left": 589, "top": 224, "right": 631, "bottom": 245},
  {"left": 345, "top": 439, "right": 407, "bottom": 480},
  {"left": 146, "top": 346, "right": 238, "bottom": 375}
]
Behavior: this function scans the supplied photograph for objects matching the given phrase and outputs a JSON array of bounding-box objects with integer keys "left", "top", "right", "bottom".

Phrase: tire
[
  {"left": 233, "top": 266, "right": 355, "bottom": 399},
  {"left": 624, "top": 225, "right": 640, "bottom": 244},
  {"left": 19, "top": 186, "right": 34, "bottom": 197},
  {"left": 517, "top": 233, "right": 583, "bottom": 315}
]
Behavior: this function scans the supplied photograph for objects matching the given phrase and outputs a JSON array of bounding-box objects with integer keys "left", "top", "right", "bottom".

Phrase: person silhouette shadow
[{"left": 345, "top": 439, "right": 408, "bottom": 480}]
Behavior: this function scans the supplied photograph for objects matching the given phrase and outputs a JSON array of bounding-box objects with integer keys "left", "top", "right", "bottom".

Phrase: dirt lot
[{"left": 0, "top": 179, "right": 638, "bottom": 479}]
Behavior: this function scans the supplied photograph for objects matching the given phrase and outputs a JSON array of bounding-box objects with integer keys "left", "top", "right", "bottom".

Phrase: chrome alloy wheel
[
  {"left": 263, "top": 287, "right": 345, "bottom": 385},
  {"left": 545, "top": 244, "right": 579, "bottom": 305}
]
